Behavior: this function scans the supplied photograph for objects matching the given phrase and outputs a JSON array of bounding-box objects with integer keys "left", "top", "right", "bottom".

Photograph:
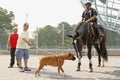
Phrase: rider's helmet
[{"left": 85, "top": 1, "right": 92, "bottom": 6}]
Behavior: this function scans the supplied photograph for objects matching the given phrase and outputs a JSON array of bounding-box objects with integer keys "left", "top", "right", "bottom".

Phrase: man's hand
[
  {"left": 22, "top": 38, "right": 32, "bottom": 46},
  {"left": 86, "top": 15, "right": 96, "bottom": 23},
  {"left": 85, "top": 20, "right": 89, "bottom": 22},
  {"left": 28, "top": 42, "right": 32, "bottom": 46}
]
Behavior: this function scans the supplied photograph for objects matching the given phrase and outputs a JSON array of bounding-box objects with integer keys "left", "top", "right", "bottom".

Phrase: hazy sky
[{"left": 0, "top": 0, "right": 84, "bottom": 34}]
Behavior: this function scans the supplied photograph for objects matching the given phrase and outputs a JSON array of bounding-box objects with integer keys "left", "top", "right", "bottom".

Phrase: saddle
[
  {"left": 88, "top": 23, "right": 104, "bottom": 43},
  {"left": 89, "top": 23, "right": 95, "bottom": 37}
]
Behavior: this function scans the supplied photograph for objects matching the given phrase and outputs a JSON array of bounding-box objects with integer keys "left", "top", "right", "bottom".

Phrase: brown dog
[{"left": 35, "top": 53, "right": 76, "bottom": 76}]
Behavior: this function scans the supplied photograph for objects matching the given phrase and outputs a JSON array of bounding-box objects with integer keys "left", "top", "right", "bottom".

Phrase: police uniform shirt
[{"left": 82, "top": 8, "right": 97, "bottom": 23}]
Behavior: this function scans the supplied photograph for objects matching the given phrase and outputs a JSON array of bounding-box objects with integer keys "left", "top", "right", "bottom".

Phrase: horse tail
[
  {"left": 100, "top": 30, "right": 108, "bottom": 61},
  {"left": 100, "top": 43, "right": 108, "bottom": 61}
]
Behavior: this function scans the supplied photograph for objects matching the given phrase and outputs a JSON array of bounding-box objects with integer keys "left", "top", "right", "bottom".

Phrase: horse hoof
[
  {"left": 76, "top": 68, "right": 80, "bottom": 71},
  {"left": 97, "top": 64, "right": 101, "bottom": 67},
  {"left": 88, "top": 68, "right": 93, "bottom": 72}
]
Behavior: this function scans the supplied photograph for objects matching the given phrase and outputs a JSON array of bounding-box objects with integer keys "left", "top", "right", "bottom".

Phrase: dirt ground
[{"left": 0, "top": 55, "right": 120, "bottom": 80}]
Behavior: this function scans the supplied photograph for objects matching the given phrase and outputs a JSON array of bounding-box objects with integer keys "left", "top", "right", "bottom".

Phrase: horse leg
[
  {"left": 76, "top": 58, "right": 81, "bottom": 71},
  {"left": 73, "top": 40, "right": 82, "bottom": 71},
  {"left": 94, "top": 44, "right": 101, "bottom": 67},
  {"left": 76, "top": 40, "right": 83, "bottom": 71},
  {"left": 87, "top": 44, "right": 93, "bottom": 72}
]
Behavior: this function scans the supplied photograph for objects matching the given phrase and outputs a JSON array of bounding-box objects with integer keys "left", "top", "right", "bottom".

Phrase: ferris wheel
[{"left": 80, "top": 0, "right": 120, "bottom": 34}]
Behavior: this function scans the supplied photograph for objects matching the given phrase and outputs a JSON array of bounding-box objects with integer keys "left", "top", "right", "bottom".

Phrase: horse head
[
  {"left": 67, "top": 22, "right": 87, "bottom": 39},
  {"left": 67, "top": 22, "right": 89, "bottom": 41},
  {"left": 67, "top": 22, "right": 89, "bottom": 58}
]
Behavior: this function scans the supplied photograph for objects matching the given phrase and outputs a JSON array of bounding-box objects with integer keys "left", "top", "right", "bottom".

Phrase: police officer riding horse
[
  {"left": 67, "top": 1, "right": 108, "bottom": 72},
  {"left": 81, "top": 1, "right": 101, "bottom": 43}
]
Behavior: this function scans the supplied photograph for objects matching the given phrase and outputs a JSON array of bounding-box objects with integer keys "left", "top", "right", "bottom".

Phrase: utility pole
[
  {"left": 61, "top": 23, "right": 64, "bottom": 53},
  {"left": 26, "top": 13, "right": 28, "bottom": 22},
  {"left": 36, "top": 27, "right": 39, "bottom": 55}
]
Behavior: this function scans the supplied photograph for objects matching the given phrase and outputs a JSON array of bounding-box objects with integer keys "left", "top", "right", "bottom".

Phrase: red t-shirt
[{"left": 9, "top": 33, "right": 19, "bottom": 48}]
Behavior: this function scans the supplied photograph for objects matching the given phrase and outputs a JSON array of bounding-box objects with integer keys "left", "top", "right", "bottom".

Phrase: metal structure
[{"left": 80, "top": 0, "right": 120, "bottom": 34}]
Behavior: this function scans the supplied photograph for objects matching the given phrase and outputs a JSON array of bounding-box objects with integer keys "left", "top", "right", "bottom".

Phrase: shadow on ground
[
  {"left": 24, "top": 67, "right": 120, "bottom": 80},
  {"left": 24, "top": 67, "right": 95, "bottom": 80}
]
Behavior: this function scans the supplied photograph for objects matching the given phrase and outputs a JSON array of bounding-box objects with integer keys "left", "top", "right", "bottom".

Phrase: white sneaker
[{"left": 19, "top": 67, "right": 24, "bottom": 72}]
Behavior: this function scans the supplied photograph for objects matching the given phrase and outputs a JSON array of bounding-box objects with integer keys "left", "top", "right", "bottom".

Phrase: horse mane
[
  {"left": 75, "top": 22, "right": 83, "bottom": 32},
  {"left": 75, "top": 22, "right": 89, "bottom": 36}
]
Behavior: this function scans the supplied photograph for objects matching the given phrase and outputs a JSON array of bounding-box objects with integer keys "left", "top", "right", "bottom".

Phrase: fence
[{"left": 0, "top": 45, "right": 120, "bottom": 56}]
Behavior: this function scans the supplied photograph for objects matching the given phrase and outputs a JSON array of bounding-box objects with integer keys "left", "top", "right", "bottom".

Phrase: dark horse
[{"left": 68, "top": 22, "right": 108, "bottom": 72}]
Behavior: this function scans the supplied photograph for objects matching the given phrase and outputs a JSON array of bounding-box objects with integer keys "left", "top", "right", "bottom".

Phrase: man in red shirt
[{"left": 7, "top": 27, "right": 19, "bottom": 68}]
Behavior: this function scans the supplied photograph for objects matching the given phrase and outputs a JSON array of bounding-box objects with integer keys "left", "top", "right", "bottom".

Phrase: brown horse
[{"left": 68, "top": 22, "right": 108, "bottom": 72}]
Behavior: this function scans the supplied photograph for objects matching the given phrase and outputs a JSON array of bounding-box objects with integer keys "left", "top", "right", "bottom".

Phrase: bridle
[{"left": 73, "top": 22, "right": 90, "bottom": 58}]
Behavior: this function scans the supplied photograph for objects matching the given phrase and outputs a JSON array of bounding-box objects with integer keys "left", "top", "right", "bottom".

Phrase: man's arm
[
  {"left": 22, "top": 38, "right": 31, "bottom": 46},
  {"left": 81, "top": 11, "right": 85, "bottom": 22},
  {"left": 86, "top": 15, "right": 96, "bottom": 22},
  {"left": 86, "top": 9, "right": 97, "bottom": 22},
  {"left": 82, "top": 17, "right": 85, "bottom": 22}
]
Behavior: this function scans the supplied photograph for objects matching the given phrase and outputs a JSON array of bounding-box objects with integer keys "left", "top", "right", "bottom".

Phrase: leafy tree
[
  {"left": 33, "top": 22, "right": 120, "bottom": 49},
  {"left": 0, "top": 7, "right": 16, "bottom": 48},
  {"left": 33, "top": 25, "right": 61, "bottom": 48},
  {"left": 57, "top": 22, "right": 73, "bottom": 47}
]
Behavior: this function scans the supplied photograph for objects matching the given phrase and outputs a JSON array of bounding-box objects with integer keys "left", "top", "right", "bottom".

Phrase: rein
[{"left": 74, "top": 36, "right": 81, "bottom": 40}]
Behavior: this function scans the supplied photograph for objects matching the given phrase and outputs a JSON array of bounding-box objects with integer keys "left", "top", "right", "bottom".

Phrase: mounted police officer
[{"left": 81, "top": 1, "right": 100, "bottom": 43}]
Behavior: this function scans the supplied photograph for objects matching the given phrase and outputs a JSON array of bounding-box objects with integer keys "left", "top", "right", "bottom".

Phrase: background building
[{"left": 80, "top": 0, "right": 120, "bottom": 34}]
